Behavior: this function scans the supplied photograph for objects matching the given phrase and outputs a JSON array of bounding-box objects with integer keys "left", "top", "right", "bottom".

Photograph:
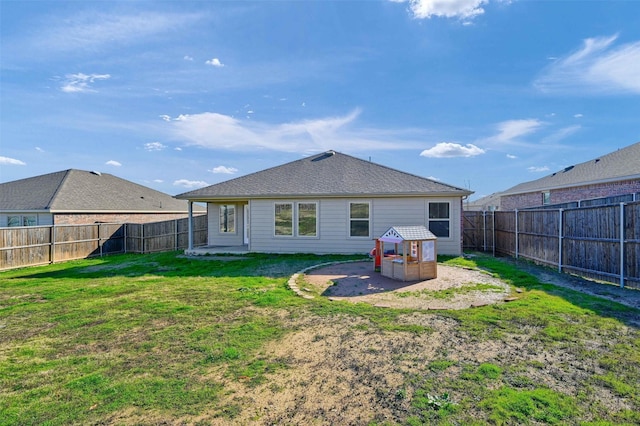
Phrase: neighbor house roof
[
  {"left": 502, "top": 141, "right": 640, "bottom": 196},
  {"left": 0, "top": 169, "right": 200, "bottom": 212},
  {"left": 176, "top": 150, "right": 472, "bottom": 200}
]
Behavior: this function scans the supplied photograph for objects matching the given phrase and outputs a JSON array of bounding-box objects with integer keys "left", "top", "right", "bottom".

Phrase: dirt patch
[
  {"left": 302, "top": 261, "right": 513, "bottom": 310},
  {"left": 199, "top": 310, "right": 636, "bottom": 425}
]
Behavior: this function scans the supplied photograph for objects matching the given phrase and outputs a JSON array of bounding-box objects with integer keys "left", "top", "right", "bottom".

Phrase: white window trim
[
  {"left": 218, "top": 204, "right": 236, "bottom": 234},
  {"left": 274, "top": 202, "right": 294, "bottom": 237},
  {"left": 428, "top": 201, "right": 452, "bottom": 240},
  {"left": 297, "top": 201, "right": 319, "bottom": 238},
  {"left": 348, "top": 201, "right": 371, "bottom": 239},
  {"left": 7, "top": 215, "right": 37, "bottom": 227}
]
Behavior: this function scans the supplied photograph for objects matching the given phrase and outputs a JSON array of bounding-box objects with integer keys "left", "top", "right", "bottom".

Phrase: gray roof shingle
[
  {"left": 0, "top": 169, "right": 198, "bottom": 212},
  {"left": 176, "top": 150, "right": 472, "bottom": 200},
  {"left": 502, "top": 141, "right": 640, "bottom": 195},
  {"left": 379, "top": 226, "right": 437, "bottom": 242}
]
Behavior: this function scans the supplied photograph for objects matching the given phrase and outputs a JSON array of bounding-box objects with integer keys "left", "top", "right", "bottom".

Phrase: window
[
  {"left": 219, "top": 205, "right": 235, "bottom": 233},
  {"left": 7, "top": 215, "right": 36, "bottom": 227},
  {"left": 297, "top": 202, "right": 317, "bottom": 237},
  {"left": 542, "top": 192, "right": 551, "bottom": 205},
  {"left": 428, "top": 202, "right": 450, "bottom": 238},
  {"left": 274, "top": 203, "right": 293, "bottom": 236},
  {"left": 349, "top": 202, "right": 370, "bottom": 237}
]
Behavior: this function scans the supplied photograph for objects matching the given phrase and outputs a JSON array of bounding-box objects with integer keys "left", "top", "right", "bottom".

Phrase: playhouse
[{"left": 376, "top": 226, "right": 438, "bottom": 281}]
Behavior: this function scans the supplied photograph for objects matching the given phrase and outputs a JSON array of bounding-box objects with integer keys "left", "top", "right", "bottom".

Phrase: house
[
  {"left": 0, "top": 169, "right": 204, "bottom": 227},
  {"left": 493, "top": 141, "right": 640, "bottom": 211},
  {"left": 175, "top": 150, "right": 472, "bottom": 256},
  {"left": 464, "top": 192, "right": 502, "bottom": 212}
]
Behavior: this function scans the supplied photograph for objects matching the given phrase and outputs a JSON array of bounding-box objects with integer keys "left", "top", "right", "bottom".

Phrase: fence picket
[
  {"left": 464, "top": 201, "right": 640, "bottom": 290},
  {"left": 0, "top": 215, "right": 207, "bottom": 270}
]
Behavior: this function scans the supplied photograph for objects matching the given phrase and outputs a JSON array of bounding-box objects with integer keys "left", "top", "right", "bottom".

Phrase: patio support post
[{"left": 188, "top": 201, "right": 194, "bottom": 251}]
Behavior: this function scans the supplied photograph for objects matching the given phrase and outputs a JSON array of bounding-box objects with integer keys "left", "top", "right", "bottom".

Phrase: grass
[{"left": 1, "top": 251, "right": 639, "bottom": 425}]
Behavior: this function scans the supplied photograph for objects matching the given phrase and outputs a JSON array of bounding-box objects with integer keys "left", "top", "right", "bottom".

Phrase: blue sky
[{"left": 1, "top": 0, "right": 639, "bottom": 200}]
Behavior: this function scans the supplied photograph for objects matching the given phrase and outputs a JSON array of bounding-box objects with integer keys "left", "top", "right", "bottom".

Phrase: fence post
[
  {"left": 141, "top": 223, "right": 145, "bottom": 254},
  {"left": 50, "top": 225, "right": 56, "bottom": 265},
  {"left": 515, "top": 209, "right": 519, "bottom": 259},
  {"left": 175, "top": 219, "right": 178, "bottom": 251},
  {"left": 482, "top": 211, "right": 487, "bottom": 252},
  {"left": 558, "top": 209, "right": 563, "bottom": 273},
  {"left": 492, "top": 211, "right": 496, "bottom": 257},
  {"left": 98, "top": 224, "right": 103, "bottom": 257},
  {"left": 620, "top": 202, "right": 625, "bottom": 289}
]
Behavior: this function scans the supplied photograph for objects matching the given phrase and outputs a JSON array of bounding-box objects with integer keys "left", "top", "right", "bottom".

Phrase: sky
[{"left": 1, "top": 0, "right": 639, "bottom": 201}]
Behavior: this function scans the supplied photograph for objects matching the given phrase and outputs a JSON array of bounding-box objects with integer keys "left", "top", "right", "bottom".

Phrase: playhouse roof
[{"left": 378, "top": 226, "right": 437, "bottom": 243}]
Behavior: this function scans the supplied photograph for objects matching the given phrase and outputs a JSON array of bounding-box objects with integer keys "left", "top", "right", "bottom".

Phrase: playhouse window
[
  {"left": 428, "top": 202, "right": 450, "bottom": 238},
  {"left": 349, "top": 202, "right": 370, "bottom": 237}
]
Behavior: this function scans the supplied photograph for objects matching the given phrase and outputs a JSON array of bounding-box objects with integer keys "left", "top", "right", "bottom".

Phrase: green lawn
[{"left": 0, "top": 252, "right": 638, "bottom": 425}]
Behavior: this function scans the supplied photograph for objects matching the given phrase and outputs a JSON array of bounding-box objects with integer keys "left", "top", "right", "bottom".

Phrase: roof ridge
[{"left": 45, "top": 169, "right": 73, "bottom": 209}]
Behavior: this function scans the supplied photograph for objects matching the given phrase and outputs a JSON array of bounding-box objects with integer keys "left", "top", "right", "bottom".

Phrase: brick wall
[
  {"left": 501, "top": 178, "right": 640, "bottom": 210},
  {"left": 53, "top": 213, "right": 194, "bottom": 225}
]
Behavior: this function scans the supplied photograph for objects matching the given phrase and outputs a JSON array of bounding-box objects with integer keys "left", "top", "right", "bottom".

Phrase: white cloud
[
  {"left": 209, "top": 166, "right": 238, "bottom": 174},
  {"left": 528, "top": 166, "right": 550, "bottom": 173},
  {"left": 420, "top": 142, "right": 485, "bottom": 158},
  {"left": 184, "top": 55, "right": 194, "bottom": 61},
  {"left": 169, "top": 109, "right": 414, "bottom": 153},
  {"left": 35, "top": 147, "right": 45, "bottom": 152},
  {"left": 394, "top": 0, "right": 490, "bottom": 20},
  {"left": 29, "top": 11, "right": 202, "bottom": 55},
  {"left": 159, "top": 115, "right": 171, "bottom": 122},
  {"left": 506, "top": 154, "right": 517, "bottom": 159},
  {"left": 205, "top": 58, "right": 224, "bottom": 67},
  {"left": 60, "top": 73, "right": 110, "bottom": 93},
  {"left": 541, "top": 125, "right": 581, "bottom": 144},
  {"left": 153, "top": 179, "right": 164, "bottom": 183},
  {"left": 105, "top": 160, "right": 122, "bottom": 167},
  {"left": 144, "top": 142, "right": 167, "bottom": 151},
  {"left": 0, "top": 156, "right": 26, "bottom": 166},
  {"left": 493, "top": 119, "right": 544, "bottom": 143},
  {"left": 534, "top": 34, "right": 640, "bottom": 95},
  {"left": 574, "top": 114, "right": 583, "bottom": 118},
  {"left": 173, "top": 179, "right": 209, "bottom": 189}
]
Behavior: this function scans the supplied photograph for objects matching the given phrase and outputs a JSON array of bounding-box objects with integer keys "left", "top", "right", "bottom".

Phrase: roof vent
[
  {"left": 595, "top": 158, "right": 600, "bottom": 164},
  {"left": 327, "top": 150, "right": 336, "bottom": 156},
  {"left": 562, "top": 165, "right": 574, "bottom": 173},
  {"left": 90, "top": 171, "right": 102, "bottom": 176}
]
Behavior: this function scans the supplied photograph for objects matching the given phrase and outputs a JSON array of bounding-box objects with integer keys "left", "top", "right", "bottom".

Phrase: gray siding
[
  {"left": 207, "top": 202, "right": 245, "bottom": 246},
  {"left": 244, "top": 196, "right": 463, "bottom": 255}
]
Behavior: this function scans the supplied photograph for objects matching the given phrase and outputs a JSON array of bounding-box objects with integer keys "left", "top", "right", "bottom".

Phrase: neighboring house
[
  {"left": 494, "top": 141, "right": 640, "bottom": 211},
  {"left": 0, "top": 169, "right": 204, "bottom": 227},
  {"left": 464, "top": 192, "right": 502, "bottom": 212},
  {"left": 176, "top": 150, "right": 472, "bottom": 256}
]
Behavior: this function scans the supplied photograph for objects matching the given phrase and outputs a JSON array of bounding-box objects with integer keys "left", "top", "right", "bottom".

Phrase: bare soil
[
  {"left": 302, "top": 261, "right": 513, "bottom": 310},
  {"left": 186, "top": 260, "right": 639, "bottom": 425}
]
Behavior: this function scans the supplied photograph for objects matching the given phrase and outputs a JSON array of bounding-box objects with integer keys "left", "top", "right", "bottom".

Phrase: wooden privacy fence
[
  {"left": 464, "top": 201, "right": 640, "bottom": 290},
  {"left": 0, "top": 215, "right": 207, "bottom": 271}
]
